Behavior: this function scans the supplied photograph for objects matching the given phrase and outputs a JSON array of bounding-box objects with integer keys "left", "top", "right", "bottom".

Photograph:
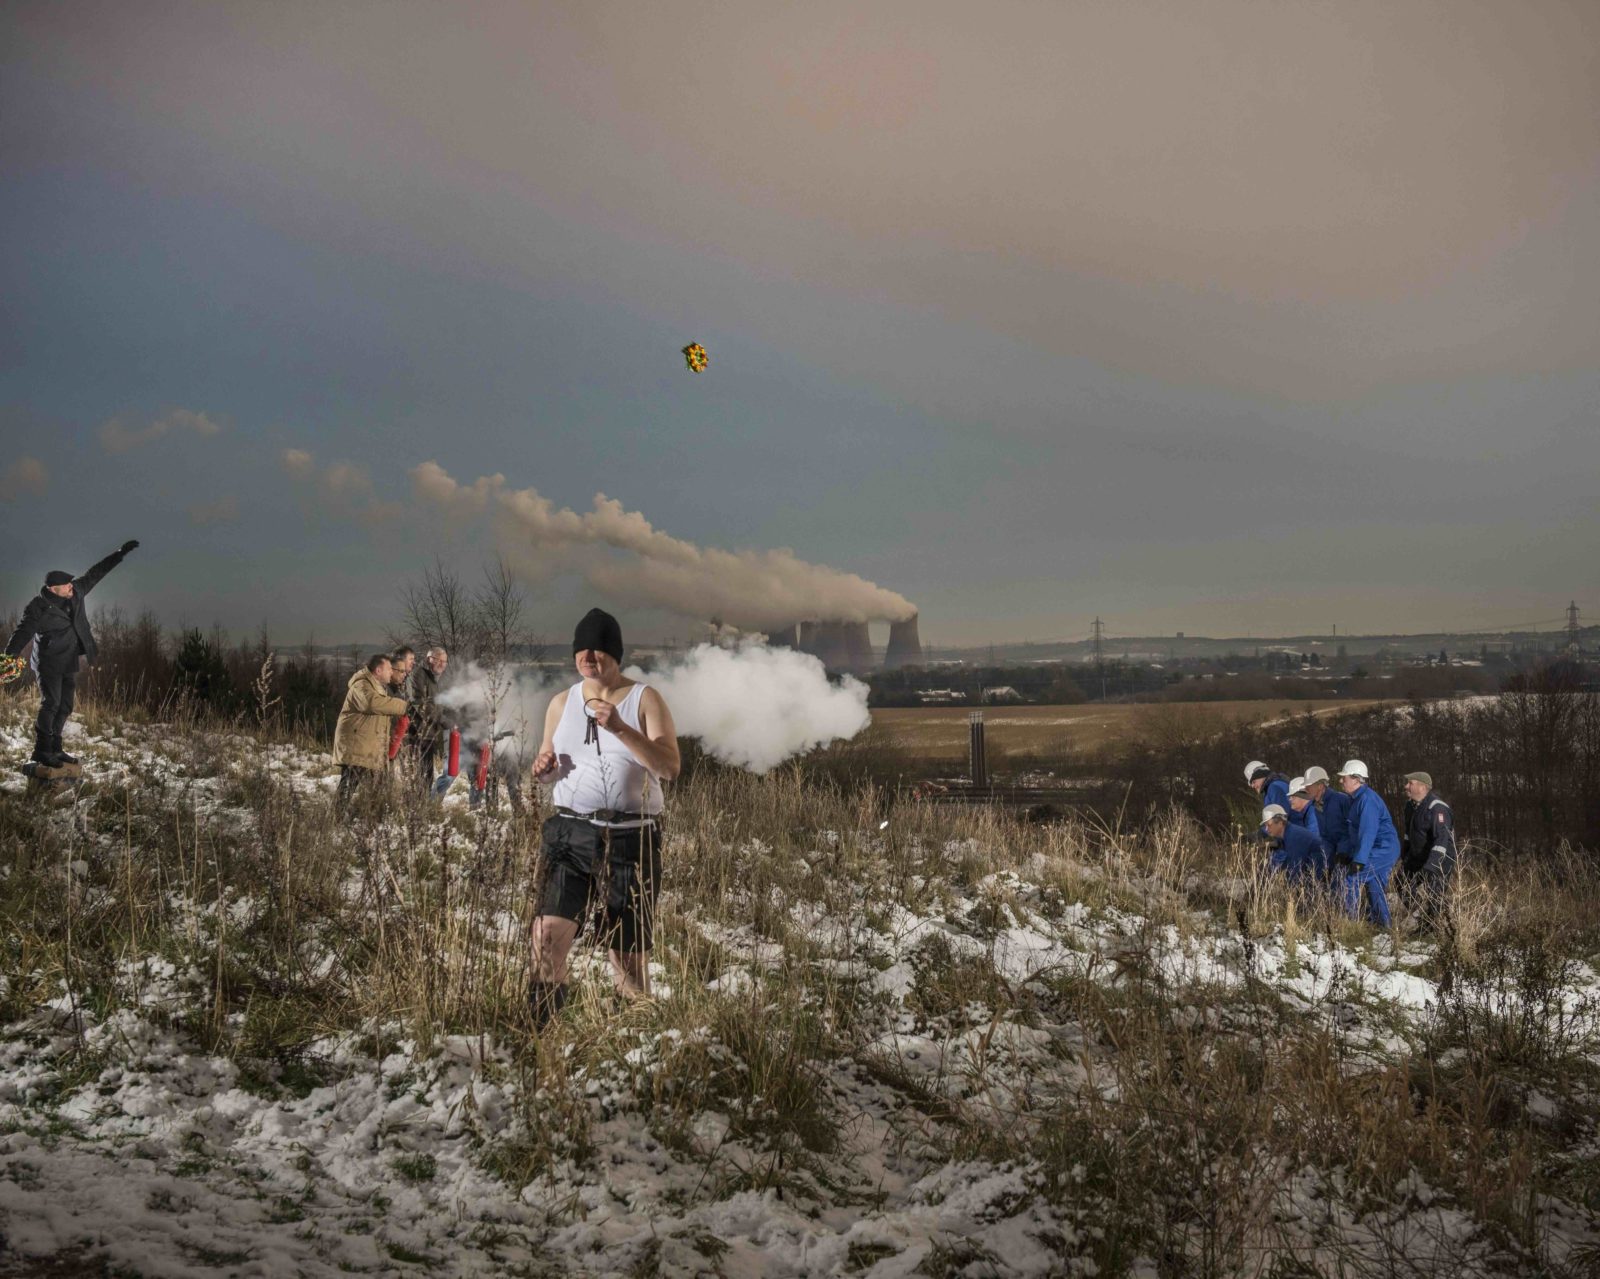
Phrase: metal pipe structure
[{"left": 968, "top": 709, "right": 988, "bottom": 790}]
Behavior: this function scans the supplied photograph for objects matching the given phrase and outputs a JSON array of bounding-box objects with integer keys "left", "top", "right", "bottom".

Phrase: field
[
  {"left": 0, "top": 698, "right": 1597, "bottom": 1276},
  {"left": 864, "top": 699, "right": 1399, "bottom": 765}
]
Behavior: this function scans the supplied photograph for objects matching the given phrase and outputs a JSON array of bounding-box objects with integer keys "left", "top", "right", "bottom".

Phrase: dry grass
[{"left": 1, "top": 697, "right": 1596, "bottom": 1276}]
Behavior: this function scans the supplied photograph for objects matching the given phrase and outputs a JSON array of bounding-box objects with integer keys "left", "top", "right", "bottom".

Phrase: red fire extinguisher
[
  {"left": 475, "top": 742, "right": 492, "bottom": 791},
  {"left": 445, "top": 728, "right": 461, "bottom": 778},
  {"left": 387, "top": 715, "right": 410, "bottom": 760}
]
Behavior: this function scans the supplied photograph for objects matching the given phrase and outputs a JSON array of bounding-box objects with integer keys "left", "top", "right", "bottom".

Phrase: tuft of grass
[{"left": 392, "top": 1152, "right": 438, "bottom": 1183}]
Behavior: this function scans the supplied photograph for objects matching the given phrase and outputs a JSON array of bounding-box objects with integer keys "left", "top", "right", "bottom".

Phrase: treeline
[
  {"left": 1101, "top": 661, "right": 1599, "bottom": 858},
  {"left": 0, "top": 606, "right": 353, "bottom": 738},
  {"left": 0, "top": 557, "right": 547, "bottom": 741}
]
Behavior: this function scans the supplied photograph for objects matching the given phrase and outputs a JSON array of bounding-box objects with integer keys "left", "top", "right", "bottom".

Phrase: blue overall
[
  {"left": 1267, "top": 822, "right": 1330, "bottom": 885},
  {"left": 1341, "top": 783, "right": 1401, "bottom": 927}
]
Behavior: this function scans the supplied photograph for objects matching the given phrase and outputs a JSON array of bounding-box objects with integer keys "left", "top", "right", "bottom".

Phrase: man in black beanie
[
  {"left": 571, "top": 606, "right": 624, "bottom": 663},
  {"left": 5, "top": 541, "right": 139, "bottom": 766},
  {"left": 527, "top": 607, "right": 680, "bottom": 1031}
]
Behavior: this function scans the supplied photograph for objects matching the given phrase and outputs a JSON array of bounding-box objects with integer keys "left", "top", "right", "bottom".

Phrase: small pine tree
[{"left": 172, "top": 628, "right": 232, "bottom": 707}]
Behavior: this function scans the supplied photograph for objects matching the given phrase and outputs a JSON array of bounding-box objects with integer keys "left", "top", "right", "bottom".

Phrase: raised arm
[{"left": 76, "top": 541, "right": 139, "bottom": 596}]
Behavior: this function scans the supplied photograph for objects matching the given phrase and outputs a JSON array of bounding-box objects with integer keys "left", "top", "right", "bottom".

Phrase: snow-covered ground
[{"left": 1, "top": 710, "right": 1597, "bottom": 1277}]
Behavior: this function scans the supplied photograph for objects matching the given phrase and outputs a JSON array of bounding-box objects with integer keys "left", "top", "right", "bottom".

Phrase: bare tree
[{"left": 398, "top": 557, "right": 479, "bottom": 657}]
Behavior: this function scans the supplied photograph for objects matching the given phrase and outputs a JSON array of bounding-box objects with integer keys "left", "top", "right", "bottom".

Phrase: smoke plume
[
  {"left": 643, "top": 643, "right": 870, "bottom": 772},
  {"left": 434, "top": 643, "right": 869, "bottom": 774},
  {"left": 410, "top": 462, "right": 915, "bottom": 631}
]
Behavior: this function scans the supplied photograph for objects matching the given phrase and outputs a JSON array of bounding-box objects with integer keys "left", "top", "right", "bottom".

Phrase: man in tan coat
[{"left": 333, "top": 653, "right": 410, "bottom": 806}]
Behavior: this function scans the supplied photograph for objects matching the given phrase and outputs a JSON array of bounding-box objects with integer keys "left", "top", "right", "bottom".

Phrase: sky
[{"left": 2, "top": 0, "right": 1596, "bottom": 647}]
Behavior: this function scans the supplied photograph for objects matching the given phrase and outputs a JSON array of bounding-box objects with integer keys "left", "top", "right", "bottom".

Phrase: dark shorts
[{"left": 537, "top": 815, "right": 663, "bottom": 954}]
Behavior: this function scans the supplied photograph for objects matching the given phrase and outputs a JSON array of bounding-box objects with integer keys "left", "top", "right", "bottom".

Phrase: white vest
[{"left": 549, "top": 682, "right": 664, "bottom": 824}]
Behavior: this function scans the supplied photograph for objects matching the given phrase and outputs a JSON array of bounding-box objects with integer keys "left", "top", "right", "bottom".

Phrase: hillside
[{"left": 0, "top": 702, "right": 1597, "bottom": 1277}]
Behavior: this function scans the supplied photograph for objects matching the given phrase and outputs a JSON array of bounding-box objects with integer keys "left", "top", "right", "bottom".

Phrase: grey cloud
[
  {"left": 0, "top": 457, "right": 48, "bottom": 500},
  {"left": 188, "top": 496, "right": 239, "bottom": 525},
  {"left": 99, "top": 409, "right": 223, "bottom": 454},
  {"left": 281, "top": 448, "right": 402, "bottom": 526},
  {"left": 19, "top": 2, "right": 1599, "bottom": 399}
]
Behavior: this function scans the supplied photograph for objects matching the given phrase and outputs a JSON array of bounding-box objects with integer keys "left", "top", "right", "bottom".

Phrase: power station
[{"left": 762, "top": 612, "right": 924, "bottom": 672}]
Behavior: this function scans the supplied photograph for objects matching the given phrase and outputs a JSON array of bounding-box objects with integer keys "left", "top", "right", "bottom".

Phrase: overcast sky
[{"left": 3, "top": 0, "right": 1596, "bottom": 647}]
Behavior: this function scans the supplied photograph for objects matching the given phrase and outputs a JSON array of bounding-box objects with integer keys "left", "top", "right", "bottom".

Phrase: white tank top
[{"left": 549, "top": 682, "right": 664, "bottom": 824}]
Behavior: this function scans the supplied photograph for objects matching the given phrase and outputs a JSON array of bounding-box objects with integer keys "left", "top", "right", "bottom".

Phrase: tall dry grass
[{"left": 1, "top": 693, "right": 1597, "bottom": 1275}]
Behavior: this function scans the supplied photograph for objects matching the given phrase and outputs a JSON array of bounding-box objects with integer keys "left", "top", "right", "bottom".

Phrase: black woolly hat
[
  {"left": 572, "top": 608, "right": 623, "bottom": 662},
  {"left": 44, "top": 571, "right": 73, "bottom": 587}
]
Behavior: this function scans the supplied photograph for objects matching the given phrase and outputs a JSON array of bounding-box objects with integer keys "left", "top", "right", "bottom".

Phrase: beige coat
[{"left": 333, "top": 668, "right": 410, "bottom": 770}]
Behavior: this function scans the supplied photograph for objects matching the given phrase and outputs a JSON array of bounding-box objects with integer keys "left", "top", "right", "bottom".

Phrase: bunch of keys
[{"left": 583, "top": 698, "right": 609, "bottom": 754}]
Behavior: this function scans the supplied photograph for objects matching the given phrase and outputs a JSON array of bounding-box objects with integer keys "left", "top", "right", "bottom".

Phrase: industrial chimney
[{"left": 884, "top": 613, "right": 924, "bottom": 668}]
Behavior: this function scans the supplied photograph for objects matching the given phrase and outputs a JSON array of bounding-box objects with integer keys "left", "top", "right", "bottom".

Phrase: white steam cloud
[
  {"left": 433, "top": 643, "right": 869, "bottom": 775},
  {"left": 410, "top": 461, "right": 915, "bottom": 631},
  {"left": 644, "top": 643, "right": 871, "bottom": 773}
]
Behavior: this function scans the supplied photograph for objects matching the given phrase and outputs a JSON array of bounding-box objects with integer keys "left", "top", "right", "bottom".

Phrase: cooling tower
[
  {"left": 766, "top": 624, "right": 798, "bottom": 650},
  {"left": 884, "top": 613, "right": 924, "bottom": 669},
  {"left": 800, "top": 620, "right": 875, "bottom": 673}
]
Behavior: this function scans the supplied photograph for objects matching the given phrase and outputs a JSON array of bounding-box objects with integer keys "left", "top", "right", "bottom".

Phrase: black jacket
[
  {"left": 5, "top": 549, "right": 128, "bottom": 673},
  {"left": 1401, "top": 790, "right": 1457, "bottom": 874},
  {"left": 408, "top": 664, "right": 448, "bottom": 742}
]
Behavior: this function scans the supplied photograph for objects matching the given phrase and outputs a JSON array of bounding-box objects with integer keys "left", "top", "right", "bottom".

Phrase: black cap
[
  {"left": 44, "top": 571, "right": 73, "bottom": 587},
  {"left": 572, "top": 608, "right": 624, "bottom": 662}
]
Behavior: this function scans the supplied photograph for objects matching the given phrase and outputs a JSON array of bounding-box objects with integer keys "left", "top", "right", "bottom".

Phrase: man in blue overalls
[
  {"left": 1245, "top": 760, "right": 1291, "bottom": 811},
  {"left": 1303, "top": 765, "right": 1352, "bottom": 863},
  {"left": 1285, "top": 776, "right": 1321, "bottom": 837},
  {"left": 1335, "top": 759, "right": 1401, "bottom": 928},
  {"left": 1261, "top": 803, "right": 1330, "bottom": 890}
]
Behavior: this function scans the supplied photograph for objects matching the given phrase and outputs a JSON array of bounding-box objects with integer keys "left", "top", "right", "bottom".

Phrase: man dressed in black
[
  {"left": 5, "top": 541, "right": 139, "bottom": 765},
  {"left": 1399, "top": 770, "right": 1458, "bottom": 934}
]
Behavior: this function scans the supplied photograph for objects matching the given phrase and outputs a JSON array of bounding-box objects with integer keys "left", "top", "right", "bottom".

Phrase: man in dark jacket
[
  {"left": 1399, "top": 771, "right": 1457, "bottom": 933},
  {"left": 408, "top": 646, "right": 449, "bottom": 790},
  {"left": 5, "top": 541, "right": 139, "bottom": 765}
]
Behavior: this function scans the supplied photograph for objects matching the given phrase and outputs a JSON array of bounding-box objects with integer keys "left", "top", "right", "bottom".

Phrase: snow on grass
[{"left": 1, "top": 702, "right": 1598, "bottom": 1276}]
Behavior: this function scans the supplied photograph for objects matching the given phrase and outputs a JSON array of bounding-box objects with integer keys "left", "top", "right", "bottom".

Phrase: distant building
[
  {"left": 982, "top": 685, "right": 1022, "bottom": 703},
  {"left": 916, "top": 688, "right": 968, "bottom": 704}
]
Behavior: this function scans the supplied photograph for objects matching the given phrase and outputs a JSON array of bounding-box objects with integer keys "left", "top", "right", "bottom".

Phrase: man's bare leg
[
  {"left": 529, "top": 915, "right": 581, "bottom": 1028},
  {"left": 609, "top": 949, "right": 650, "bottom": 998}
]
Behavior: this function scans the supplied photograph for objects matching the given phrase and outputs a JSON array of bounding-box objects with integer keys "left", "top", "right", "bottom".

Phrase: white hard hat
[
  {"left": 1244, "top": 760, "right": 1268, "bottom": 784},
  {"left": 1261, "top": 804, "right": 1288, "bottom": 823},
  {"left": 1287, "top": 776, "right": 1308, "bottom": 796},
  {"left": 1303, "top": 765, "right": 1330, "bottom": 786},
  {"left": 1338, "top": 759, "right": 1368, "bottom": 779}
]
